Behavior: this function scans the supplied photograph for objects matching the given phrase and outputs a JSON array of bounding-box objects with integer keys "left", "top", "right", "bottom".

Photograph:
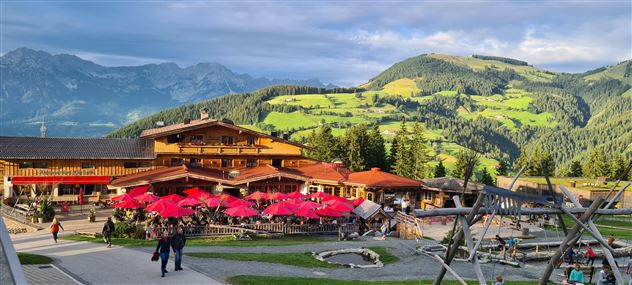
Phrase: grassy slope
[
  {"left": 584, "top": 60, "right": 632, "bottom": 85},
  {"left": 226, "top": 276, "right": 541, "bottom": 285},
  {"left": 381, "top": 78, "right": 421, "bottom": 97},
  {"left": 429, "top": 53, "right": 555, "bottom": 82}
]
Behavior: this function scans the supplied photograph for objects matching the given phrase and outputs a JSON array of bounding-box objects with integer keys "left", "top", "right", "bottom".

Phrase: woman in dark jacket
[
  {"left": 155, "top": 231, "right": 171, "bottom": 277},
  {"left": 171, "top": 227, "right": 186, "bottom": 271}
]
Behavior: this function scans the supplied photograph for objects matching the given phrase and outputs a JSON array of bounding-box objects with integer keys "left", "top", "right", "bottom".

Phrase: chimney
[
  {"left": 40, "top": 123, "right": 47, "bottom": 138},
  {"left": 200, "top": 108, "right": 209, "bottom": 120},
  {"left": 183, "top": 118, "right": 191, "bottom": 125}
]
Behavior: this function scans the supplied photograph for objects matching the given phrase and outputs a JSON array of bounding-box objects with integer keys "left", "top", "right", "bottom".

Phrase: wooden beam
[
  {"left": 559, "top": 186, "right": 624, "bottom": 285},
  {"left": 454, "top": 196, "right": 487, "bottom": 285},
  {"left": 468, "top": 205, "right": 497, "bottom": 261},
  {"left": 432, "top": 254, "right": 468, "bottom": 285},
  {"left": 538, "top": 197, "right": 604, "bottom": 285},
  {"left": 415, "top": 207, "right": 632, "bottom": 217}
]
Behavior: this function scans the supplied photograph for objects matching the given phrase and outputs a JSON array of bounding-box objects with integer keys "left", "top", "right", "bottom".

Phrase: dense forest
[{"left": 110, "top": 54, "right": 632, "bottom": 179}]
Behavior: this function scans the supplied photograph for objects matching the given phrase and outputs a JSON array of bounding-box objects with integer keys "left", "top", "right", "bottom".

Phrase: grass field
[
  {"left": 560, "top": 215, "right": 632, "bottom": 240},
  {"left": 64, "top": 235, "right": 330, "bottom": 247},
  {"left": 584, "top": 60, "right": 632, "bottom": 85},
  {"left": 430, "top": 54, "right": 554, "bottom": 82},
  {"left": 17, "top": 252, "right": 53, "bottom": 264},
  {"left": 226, "top": 276, "right": 542, "bottom": 285},
  {"left": 459, "top": 107, "right": 553, "bottom": 130},
  {"left": 263, "top": 111, "right": 370, "bottom": 130},
  {"left": 382, "top": 78, "right": 421, "bottom": 97},
  {"left": 267, "top": 94, "right": 333, "bottom": 108}
]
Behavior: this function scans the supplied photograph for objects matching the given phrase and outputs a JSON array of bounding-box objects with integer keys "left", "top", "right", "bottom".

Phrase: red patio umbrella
[
  {"left": 267, "top": 192, "right": 288, "bottom": 200},
  {"left": 322, "top": 195, "right": 349, "bottom": 203},
  {"left": 226, "top": 199, "right": 255, "bottom": 208},
  {"left": 128, "top": 185, "right": 150, "bottom": 197},
  {"left": 146, "top": 200, "right": 176, "bottom": 212},
  {"left": 283, "top": 199, "right": 302, "bottom": 209},
  {"left": 183, "top": 187, "right": 205, "bottom": 196},
  {"left": 113, "top": 200, "right": 144, "bottom": 209},
  {"left": 352, "top": 197, "right": 365, "bottom": 206},
  {"left": 308, "top": 192, "right": 330, "bottom": 199},
  {"left": 178, "top": 197, "right": 203, "bottom": 207},
  {"left": 206, "top": 197, "right": 226, "bottom": 208},
  {"left": 327, "top": 202, "right": 354, "bottom": 212},
  {"left": 298, "top": 200, "right": 323, "bottom": 210},
  {"left": 263, "top": 202, "right": 294, "bottom": 216},
  {"left": 135, "top": 193, "right": 160, "bottom": 203},
  {"left": 159, "top": 206, "right": 196, "bottom": 217},
  {"left": 244, "top": 191, "right": 268, "bottom": 201},
  {"left": 225, "top": 206, "right": 259, "bottom": 217},
  {"left": 161, "top": 194, "right": 185, "bottom": 202},
  {"left": 286, "top": 191, "right": 307, "bottom": 200},
  {"left": 315, "top": 207, "right": 343, "bottom": 217},
  {"left": 111, "top": 193, "right": 134, "bottom": 201},
  {"left": 216, "top": 194, "right": 238, "bottom": 202},
  {"left": 294, "top": 208, "right": 320, "bottom": 219}
]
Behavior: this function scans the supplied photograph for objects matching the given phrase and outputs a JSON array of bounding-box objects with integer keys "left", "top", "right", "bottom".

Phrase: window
[
  {"left": 167, "top": 134, "right": 185, "bottom": 143},
  {"left": 423, "top": 191, "right": 434, "bottom": 201},
  {"left": 247, "top": 136, "right": 256, "bottom": 145},
  {"left": 189, "top": 158, "right": 201, "bottom": 167},
  {"left": 124, "top": 162, "right": 151, "bottom": 168},
  {"left": 272, "top": 159, "right": 282, "bottom": 167},
  {"left": 18, "top": 162, "right": 33, "bottom": 169},
  {"left": 221, "top": 136, "right": 234, "bottom": 145},
  {"left": 33, "top": 162, "right": 48, "bottom": 169},
  {"left": 246, "top": 159, "right": 257, "bottom": 167},
  {"left": 81, "top": 162, "right": 96, "bottom": 169},
  {"left": 221, "top": 159, "right": 233, "bottom": 168},
  {"left": 170, "top": 158, "right": 184, "bottom": 166},
  {"left": 190, "top": 135, "right": 204, "bottom": 145}
]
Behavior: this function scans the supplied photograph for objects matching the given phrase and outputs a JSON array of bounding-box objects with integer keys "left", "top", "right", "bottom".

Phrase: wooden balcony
[{"left": 175, "top": 143, "right": 264, "bottom": 155}]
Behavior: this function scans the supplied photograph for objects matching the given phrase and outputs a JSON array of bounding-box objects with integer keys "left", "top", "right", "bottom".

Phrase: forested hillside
[{"left": 110, "top": 54, "right": 632, "bottom": 180}]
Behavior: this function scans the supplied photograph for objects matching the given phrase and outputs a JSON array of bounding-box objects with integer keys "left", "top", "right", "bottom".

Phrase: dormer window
[{"left": 167, "top": 134, "right": 185, "bottom": 143}]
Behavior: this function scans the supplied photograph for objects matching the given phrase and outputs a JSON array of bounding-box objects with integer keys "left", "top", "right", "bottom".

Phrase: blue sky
[{"left": 1, "top": 1, "right": 631, "bottom": 86}]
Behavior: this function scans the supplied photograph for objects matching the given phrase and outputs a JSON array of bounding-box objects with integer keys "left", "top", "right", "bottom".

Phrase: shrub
[
  {"left": 113, "top": 222, "right": 145, "bottom": 239},
  {"left": 37, "top": 199, "right": 55, "bottom": 223}
]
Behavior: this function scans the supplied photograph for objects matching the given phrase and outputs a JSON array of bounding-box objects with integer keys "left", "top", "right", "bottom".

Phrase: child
[
  {"left": 569, "top": 263, "right": 585, "bottom": 284},
  {"left": 494, "top": 275, "right": 504, "bottom": 285}
]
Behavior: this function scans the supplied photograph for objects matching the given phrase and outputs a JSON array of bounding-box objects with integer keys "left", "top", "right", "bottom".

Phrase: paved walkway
[{"left": 11, "top": 231, "right": 224, "bottom": 285}]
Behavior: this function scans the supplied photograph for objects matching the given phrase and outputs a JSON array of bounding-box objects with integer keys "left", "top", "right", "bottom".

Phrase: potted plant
[
  {"left": 88, "top": 208, "right": 96, "bottom": 222},
  {"left": 38, "top": 199, "right": 55, "bottom": 223}
]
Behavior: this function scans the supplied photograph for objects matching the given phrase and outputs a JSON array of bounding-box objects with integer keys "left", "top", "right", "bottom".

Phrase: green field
[
  {"left": 263, "top": 111, "right": 370, "bottom": 130},
  {"left": 584, "top": 60, "right": 632, "bottom": 85},
  {"left": 226, "top": 276, "right": 542, "bottom": 285},
  {"left": 382, "top": 78, "right": 421, "bottom": 96},
  {"left": 267, "top": 94, "right": 333, "bottom": 108},
  {"left": 459, "top": 108, "right": 554, "bottom": 130},
  {"left": 430, "top": 54, "right": 554, "bottom": 82}
]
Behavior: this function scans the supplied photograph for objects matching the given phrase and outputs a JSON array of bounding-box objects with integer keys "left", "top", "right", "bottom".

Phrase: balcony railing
[{"left": 174, "top": 144, "right": 264, "bottom": 155}]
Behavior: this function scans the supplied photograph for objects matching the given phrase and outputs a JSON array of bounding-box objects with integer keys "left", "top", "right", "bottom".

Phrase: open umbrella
[
  {"left": 113, "top": 200, "right": 144, "bottom": 209},
  {"left": 283, "top": 199, "right": 302, "bottom": 209},
  {"left": 308, "top": 192, "right": 330, "bottom": 199},
  {"left": 315, "top": 207, "right": 343, "bottom": 217},
  {"left": 294, "top": 208, "right": 320, "bottom": 219},
  {"left": 161, "top": 194, "right": 185, "bottom": 202},
  {"left": 206, "top": 197, "right": 226, "bottom": 208},
  {"left": 135, "top": 193, "right": 160, "bottom": 203},
  {"left": 111, "top": 193, "right": 134, "bottom": 201},
  {"left": 352, "top": 198, "right": 365, "bottom": 206},
  {"left": 183, "top": 187, "right": 205, "bottom": 196},
  {"left": 178, "top": 197, "right": 203, "bottom": 207},
  {"left": 226, "top": 199, "right": 255, "bottom": 208},
  {"left": 128, "top": 185, "right": 150, "bottom": 197},
  {"left": 286, "top": 191, "right": 307, "bottom": 199},
  {"left": 263, "top": 202, "right": 294, "bottom": 216},
  {"left": 225, "top": 206, "right": 259, "bottom": 217},
  {"left": 146, "top": 200, "right": 177, "bottom": 212},
  {"left": 322, "top": 195, "right": 349, "bottom": 203},
  {"left": 216, "top": 194, "right": 238, "bottom": 202},
  {"left": 327, "top": 202, "right": 354, "bottom": 212},
  {"left": 298, "top": 200, "right": 323, "bottom": 210},
  {"left": 159, "top": 206, "right": 196, "bottom": 217},
  {"left": 267, "top": 192, "right": 288, "bottom": 201},
  {"left": 244, "top": 191, "right": 268, "bottom": 201}
]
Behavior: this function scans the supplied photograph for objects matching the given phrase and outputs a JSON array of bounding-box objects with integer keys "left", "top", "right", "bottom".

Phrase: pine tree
[
  {"left": 341, "top": 124, "right": 369, "bottom": 172},
  {"left": 410, "top": 122, "right": 430, "bottom": 179},
  {"left": 479, "top": 167, "right": 494, "bottom": 186},
  {"left": 538, "top": 149, "right": 555, "bottom": 177},
  {"left": 366, "top": 124, "right": 386, "bottom": 169},
  {"left": 434, "top": 161, "right": 447, "bottom": 177},
  {"left": 567, "top": 160, "right": 583, "bottom": 177},
  {"left": 391, "top": 121, "right": 413, "bottom": 177},
  {"left": 306, "top": 125, "right": 340, "bottom": 162},
  {"left": 452, "top": 150, "right": 480, "bottom": 180},
  {"left": 609, "top": 155, "right": 626, "bottom": 180},
  {"left": 495, "top": 160, "right": 508, "bottom": 176},
  {"left": 583, "top": 148, "right": 609, "bottom": 178}
]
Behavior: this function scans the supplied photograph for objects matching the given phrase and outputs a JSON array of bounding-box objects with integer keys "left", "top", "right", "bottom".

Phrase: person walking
[
  {"left": 102, "top": 217, "right": 115, "bottom": 248},
  {"left": 585, "top": 246, "right": 597, "bottom": 266},
  {"left": 49, "top": 218, "right": 64, "bottom": 243},
  {"left": 171, "top": 227, "right": 187, "bottom": 271},
  {"left": 155, "top": 231, "right": 171, "bottom": 277}
]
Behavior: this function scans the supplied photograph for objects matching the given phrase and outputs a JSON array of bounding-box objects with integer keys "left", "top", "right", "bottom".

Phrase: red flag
[{"left": 78, "top": 188, "right": 84, "bottom": 205}]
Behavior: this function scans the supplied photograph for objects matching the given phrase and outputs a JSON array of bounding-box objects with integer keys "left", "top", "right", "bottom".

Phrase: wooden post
[
  {"left": 432, "top": 254, "right": 468, "bottom": 285},
  {"left": 454, "top": 196, "right": 487, "bottom": 285},
  {"left": 559, "top": 186, "right": 624, "bottom": 285},
  {"left": 538, "top": 197, "right": 604, "bottom": 285}
]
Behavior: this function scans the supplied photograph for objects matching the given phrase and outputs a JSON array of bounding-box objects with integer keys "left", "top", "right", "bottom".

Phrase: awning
[{"left": 11, "top": 176, "right": 112, "bottom": 185}]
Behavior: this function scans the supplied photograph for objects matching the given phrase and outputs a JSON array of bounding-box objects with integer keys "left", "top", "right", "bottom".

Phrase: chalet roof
[
  {"left": 352, "top": 199, "right": 388, "bottom": 220},
  {"left": 344, "top": 167, "right": 423, "bottom": 189},
  {"left": 139, "top": 118, "right": 309, "bottom": 149},
  {"left": 0, "top": 136, "right": 154, "bottom": 160},
  {"left": 295, "top": 162, "right": 349, "bottom": 183},
  {"left": 421, "top": 177, "right": 484, "bottom": 193}
]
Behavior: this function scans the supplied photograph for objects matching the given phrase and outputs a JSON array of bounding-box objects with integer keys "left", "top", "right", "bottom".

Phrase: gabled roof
[
  {"left": 295, "top": 162, "right": 349, "bottom": 183},
  {"left": 421, "top": 177, "right": 484, "bottom": 193},
  {"left": 0, "top": 136, "right": 154, "bottom": 160},
  {"left": 344, "top": 167, "right": 423, "bottom": 189},
  {"left": 139, "top": 118, "right": 309, "bottom": 149}
]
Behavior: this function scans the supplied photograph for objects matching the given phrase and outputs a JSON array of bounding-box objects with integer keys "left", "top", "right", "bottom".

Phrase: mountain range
[{"left": 0, "top": 47, "right": 332, "bottom": 137}]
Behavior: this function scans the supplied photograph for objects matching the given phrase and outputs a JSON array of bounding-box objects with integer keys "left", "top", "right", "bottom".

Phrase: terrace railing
[{"left": 152, "top": 223, "right": 345, "bottom": 238}]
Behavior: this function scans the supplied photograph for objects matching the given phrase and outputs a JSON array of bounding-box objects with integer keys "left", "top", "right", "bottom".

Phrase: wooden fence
[
  {"left": 152, "top": 222, "right": 344, "bottom": 238},
  {"left": 394, "top": 211, "right": 423, "bottom": 240}
]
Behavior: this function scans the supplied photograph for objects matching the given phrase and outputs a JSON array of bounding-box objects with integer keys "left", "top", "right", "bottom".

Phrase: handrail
[
  {"left": 151, "top": 223, "right": 343, "bottom": 237},
  {"left": 0, "top": 216, "right": 28, "bottom": 285}
]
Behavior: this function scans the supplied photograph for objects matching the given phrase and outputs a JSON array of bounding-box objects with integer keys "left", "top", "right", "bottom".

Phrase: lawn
[
  {"left": 382, "top": 78, "right": 421, "bottom": 97},
  {"left": 186, "top": 246, "right": 398, "bottom": 268},
  {"left": 17, "top": 252, "right": 53, "bottom": 264},
  {"left": 560, "top": 215, "right": 632, "bottom": 241},
  {"left": 63, "top": 235, "right": 330, "bottom": 247},
  {"left": 226, "top": 276, "right": 542, "bottom": 285},
  {"left": 263, "top": 111, "right": 369, "bottom": 130},
  {"left": 267, "top": 94, "right": 332, "bottom": 108},
  {"left": 459, "top": 108, "right": 553, "bottom": 130}
]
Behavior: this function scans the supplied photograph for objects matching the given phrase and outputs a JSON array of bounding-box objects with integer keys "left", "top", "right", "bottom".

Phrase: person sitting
[{"left": 569, "top": 263, "right": 585, "bottom": 284}]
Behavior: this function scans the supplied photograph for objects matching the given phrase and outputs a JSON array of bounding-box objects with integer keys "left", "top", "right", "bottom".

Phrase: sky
[{"left": 1, "top": 1, "right": 631, "bottom": 86}]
